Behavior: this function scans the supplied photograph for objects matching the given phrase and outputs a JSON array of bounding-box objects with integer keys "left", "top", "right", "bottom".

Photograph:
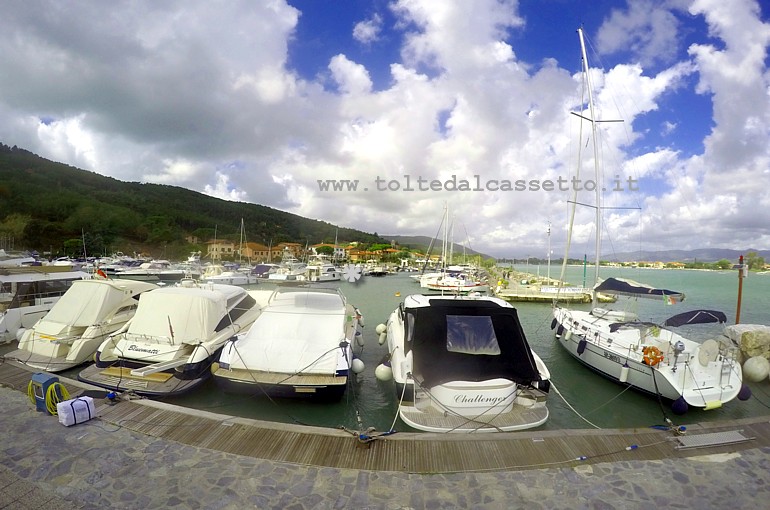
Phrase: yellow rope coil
[
  {"left": 46, "top": 383, "right": 70, "bottom": 415},
  {"left": 26, "top": 380, "right": 71, "bottom": 415}
]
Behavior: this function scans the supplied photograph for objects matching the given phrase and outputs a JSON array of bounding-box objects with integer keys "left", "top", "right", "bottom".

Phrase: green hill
[{"left": 0, "top": 143, "right": 385, "bottom": 259}]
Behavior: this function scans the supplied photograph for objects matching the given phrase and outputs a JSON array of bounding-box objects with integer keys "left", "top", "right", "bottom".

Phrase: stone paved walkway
[{"left": 2, "top": 386, "right": 769, "bottom": 509}]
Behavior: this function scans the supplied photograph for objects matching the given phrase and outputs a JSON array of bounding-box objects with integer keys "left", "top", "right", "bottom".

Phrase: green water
[{"left": 161, "top": 266, "right": 770, "bottom": 434}]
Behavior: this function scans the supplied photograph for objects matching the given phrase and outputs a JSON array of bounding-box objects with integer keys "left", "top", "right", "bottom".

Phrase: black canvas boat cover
[
  {"left": 663, "top": 309, "right": 727, "bottom": 327},
  {"left": 607, "top": 309, "right": 727, "bottom": 332},
  {"left": 405, "top": 299, "right": 542, "bottom": 388},
  {"left": 595, "top": 277, "right": 685, "bottom": 301}
]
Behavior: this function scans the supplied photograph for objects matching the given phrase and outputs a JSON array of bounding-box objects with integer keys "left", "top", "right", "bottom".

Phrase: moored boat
[
  {"left": 0, "top": 270, "right": 88, "bottom": 344},
  {"left": 551, "top": 28, "right": 747, "bottom": 414},
  {"left": 212, "top": 287, "right": 364, "bottom": 400},
  {"left": 78, "top": 281, "right": 267, "bottom": 397},
  {"left": 379, "top": 293, "right": 551, "bottom": 433},
  {"left": 6, "top": 278, "right": 157, "bottom": 372},
  {"left": 552, "top": 277, "right": 748, "bottom": 413}
]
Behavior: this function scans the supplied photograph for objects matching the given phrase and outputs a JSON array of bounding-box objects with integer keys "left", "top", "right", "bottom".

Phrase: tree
[
  {"left": 746, "top": 251, "right": 766, "bottom": 270},
  {"left": 316, "top": 245, "right": 334, "bottom": 256},
  {"left": 715, "top": 259, "right": 732, "bottom": 270}
]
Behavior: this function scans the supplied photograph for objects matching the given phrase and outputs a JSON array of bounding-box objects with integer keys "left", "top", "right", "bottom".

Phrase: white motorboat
[
  {"left": 305, "top": 263, "right": 342, "bottom": 282},
  {"left": 212, "top": 287, "right": 364, "bottom": 400},
  {"left": 113, "top": 260, "right": 186, "bottom": 282},
  {"left": 267, "top": 255, "right": 307, "bottom": 281},
  {"left": 0, "top": 249, "right": 36, "bottom": 267},
  {"left": 202, "top": 264, "right": 258, "bottom": 286},
  {"left": 380, "top": 294, "right": 551, "bottom": 433},
  {"left": 6, "top": 278, "right": 157, "bottom": 372},
  {"left": 552, "top": 278, "right": 747, "bottom": 413},
  {"left": 0, "top": 270, "right": 88, "bottom": 344},
  {"left": 78, "top": 281, "right": 267, "bottom": 397}
]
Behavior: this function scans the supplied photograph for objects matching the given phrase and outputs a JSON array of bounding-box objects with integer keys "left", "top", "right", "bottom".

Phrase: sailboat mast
[
  {"left": 578, "top": 27, "right": 602, "bottom": 307},
  {"left": 442, "top": 204, "right": 449, "bottom": 269},
  {"left": 239, "top": 218, "right": 244, "bottom": 263},
  {"left": 547, "top": 221, "right": 551, "bottom": 281}
]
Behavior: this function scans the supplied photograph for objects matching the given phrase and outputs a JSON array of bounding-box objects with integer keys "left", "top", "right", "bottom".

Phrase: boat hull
[
  {"left": 211, "top": 364, "right": 349, "bottom": 401},
  {"left": 78, "top": 353, "right": 217, "bottom": 397},
  {"left": 6, "top": 324, "right": 121, "bottom": 373},
  {"left": 552, "top": 307, "right": 743, "bottom": 409},
  {"left": 395, "top": 379, "right": 549, "bottom": 433}
]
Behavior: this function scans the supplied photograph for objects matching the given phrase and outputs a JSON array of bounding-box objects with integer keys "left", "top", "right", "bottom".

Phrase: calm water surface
[{"left": 160, "top": 266, "right": 770, "bottom": 434}]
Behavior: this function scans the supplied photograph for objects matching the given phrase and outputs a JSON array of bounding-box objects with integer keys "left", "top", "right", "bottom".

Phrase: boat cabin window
[
  {"left": 215, "top": 293, "right": 257, "bottom": 332},
  {"left": 446, "top": 315, "right": 501, "bottom": 355},
  {"left": 405, "top": 311, "right": 415, "bottom": 346},
  {"left": 8, "top": 279, "right": 74, "bottom": 308}
]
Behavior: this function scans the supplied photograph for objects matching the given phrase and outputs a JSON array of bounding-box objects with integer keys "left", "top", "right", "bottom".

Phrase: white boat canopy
[
  {"left": 228, "top": 290, "right": 348, "bottom": 374},
  {"left": 125, "top": 286, "right": 246, "bottom": 345},
  {"left": 36, "top": 279, "right": 156, "bottom": 331}
]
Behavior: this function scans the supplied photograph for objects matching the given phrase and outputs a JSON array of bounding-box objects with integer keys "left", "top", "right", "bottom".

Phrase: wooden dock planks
[{"left": 2, "top": 361, "right": 768, "bottom": 474}]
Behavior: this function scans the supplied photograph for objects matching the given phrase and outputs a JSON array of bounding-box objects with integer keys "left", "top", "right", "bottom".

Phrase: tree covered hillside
[{"left": 0, "top": 143, "right": 384, "bottom": 258}]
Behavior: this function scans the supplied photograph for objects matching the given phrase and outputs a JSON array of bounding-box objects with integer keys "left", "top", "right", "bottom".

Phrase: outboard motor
[{"left": 671, "top": 340, "right": 686, "bottom": 371}]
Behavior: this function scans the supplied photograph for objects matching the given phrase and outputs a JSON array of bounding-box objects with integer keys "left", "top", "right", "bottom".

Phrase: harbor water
[{"left": 22, "top": 266, "right": 770, "bottom": 434}]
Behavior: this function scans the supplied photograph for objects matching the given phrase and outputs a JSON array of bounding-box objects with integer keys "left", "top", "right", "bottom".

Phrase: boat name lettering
[
  {"left": 454, "top": 394, "right": 508, "bottom": 405},
  {"left": 128, "top": 345, "right": 160, "bottom": 355},
  {"left": 603, "top": 351, "right": 621, "bottom": 363}
]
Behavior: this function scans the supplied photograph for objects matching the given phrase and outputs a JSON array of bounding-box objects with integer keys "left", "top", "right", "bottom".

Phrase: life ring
[{"left": 643, "top": 345, "right": 664, "bottom": 366}]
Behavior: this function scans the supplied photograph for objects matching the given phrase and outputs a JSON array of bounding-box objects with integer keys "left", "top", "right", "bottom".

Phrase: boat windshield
[{"left": 446, "top": 315, "right": 501, "bottom": 355}]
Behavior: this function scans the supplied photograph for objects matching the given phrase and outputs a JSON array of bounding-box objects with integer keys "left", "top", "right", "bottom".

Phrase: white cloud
[
  {"left": 204, "top": 171, "right": 248, "bottom": 202},
  {"left": 329, "top": 55, "right": 373, "bottom": 95},
  {"left": 353, "top": 14, "right": 383, "bottom": 44},
  {"left": 0, "top": 0, "right": 767, "bottom": 258},
  {"left": 597, "top": 0, "right": 682, "bottom": 66}
]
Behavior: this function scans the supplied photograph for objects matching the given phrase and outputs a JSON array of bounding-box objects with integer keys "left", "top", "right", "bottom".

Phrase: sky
[{"left": 1, "top": 0, "right": 769, "bottom": 259}]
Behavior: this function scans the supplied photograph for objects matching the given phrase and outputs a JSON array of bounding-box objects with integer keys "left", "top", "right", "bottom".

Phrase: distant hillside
[
  {"left": 382, "top": 235, "right": 492, "bottom": 260},
  {"left": 0, "top": 143, "right": 385, "bottom": 257},
  {"left": 605, "top": 248, "right": 770, "bottom": 263}
]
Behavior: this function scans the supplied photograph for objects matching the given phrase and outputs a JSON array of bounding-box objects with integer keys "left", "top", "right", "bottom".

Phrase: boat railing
[
  {"left": 123, "top": 333, "right": 174, "bottom": 345},
  {"left": 718, "top": 345, "right": 741, "bottom": 386}
]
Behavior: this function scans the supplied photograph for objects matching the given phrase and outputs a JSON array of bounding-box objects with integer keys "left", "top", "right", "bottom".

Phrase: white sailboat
[
  {"left": 202, "top": 220, "right": 258, "bottom": 285},
  {"left": 551, "top": 28, "right": 748, "bottom": 414},
  {"left": 420, "top": 205, "right": 488, "bottom": 294}
]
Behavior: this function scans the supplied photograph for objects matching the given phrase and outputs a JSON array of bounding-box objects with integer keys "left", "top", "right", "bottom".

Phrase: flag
[{"left": 96, "top": 268, "right": 108, "bottom": 279}]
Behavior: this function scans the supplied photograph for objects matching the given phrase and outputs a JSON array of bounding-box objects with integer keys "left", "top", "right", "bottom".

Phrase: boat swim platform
[{"left": 2, "top": 361, "right": 769, "bottom": 475}]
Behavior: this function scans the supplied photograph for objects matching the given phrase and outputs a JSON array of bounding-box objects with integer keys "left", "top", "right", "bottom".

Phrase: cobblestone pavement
[{"left": 2, "top": 386, "right": 769, "bottom": 509}]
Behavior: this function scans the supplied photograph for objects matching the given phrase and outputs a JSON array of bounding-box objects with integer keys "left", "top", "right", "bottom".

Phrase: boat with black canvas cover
[{"left": 381, "top": 294, "right": 551, "bottom": 433}]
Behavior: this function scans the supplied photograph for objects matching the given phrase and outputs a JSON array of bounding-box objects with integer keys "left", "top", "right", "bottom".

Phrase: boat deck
[
  {"left": 77, "top": 363, "right": 201, "bottom": 396},
  {"left": 212, "top": 366, "right": 347, "bottom": 386},
  {"left": 4, "top": 361, "right": 770, "bottom": 474}
]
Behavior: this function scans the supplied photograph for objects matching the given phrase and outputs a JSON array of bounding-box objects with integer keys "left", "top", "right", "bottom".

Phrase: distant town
[{"left": 497, "top": 251, "right": 769, "bottom": 272}]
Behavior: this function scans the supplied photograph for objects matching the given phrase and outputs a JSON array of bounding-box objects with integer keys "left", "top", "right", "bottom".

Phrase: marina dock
[
  {"left": 2, "top": 360, "right": 770, "bottom": 508},
  {"left": 490, "top": 269, "right": 593, "bottom": 303}
]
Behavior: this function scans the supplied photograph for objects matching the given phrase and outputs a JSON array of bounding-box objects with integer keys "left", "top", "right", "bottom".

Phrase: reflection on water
[{"left": 11, "top": 266, "right": 770, "bottom": 433}]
